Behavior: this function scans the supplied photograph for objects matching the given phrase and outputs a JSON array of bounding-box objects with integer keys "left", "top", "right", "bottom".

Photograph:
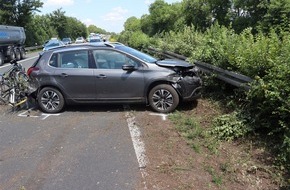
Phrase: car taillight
[{"left": 27, "top": 67, "right": 39, "bottom": 77}]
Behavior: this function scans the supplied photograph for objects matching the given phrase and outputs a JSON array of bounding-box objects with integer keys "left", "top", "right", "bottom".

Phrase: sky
[{"left": 39, "top": 0, "right": 182, "bottom": 34}]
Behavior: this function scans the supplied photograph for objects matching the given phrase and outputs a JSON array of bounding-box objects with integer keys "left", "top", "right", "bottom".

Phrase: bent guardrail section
[{"left": 146, "top": 47, "right": 253, "bottom": 90}]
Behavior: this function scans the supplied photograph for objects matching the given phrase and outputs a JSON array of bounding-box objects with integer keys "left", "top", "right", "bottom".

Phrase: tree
[
  {"left": 140, "top": 0, "right": 181, "bottom": 36},
  {"left": 124, "top": 17, "right": 141, "bottom": 32},
  {"left": 259, "top": 0, "right": 290, "bottom": 33},
  {"left": 87, "top": 25, "right": 107, "bottom": 34},
  {"left": 182, "top": 0, "right": 213, "bottom": 31},
  {"left": 182, "top": 0, "right": 232, "bottom": 31},
  {"left": 0, "top": 0, "right": 43, "bottom": 27},
  {"left": 49, "top": 9, "right": 67, "bottom": 38},
  {"left": 25, "top": 14, "right": 57, "bottom": 46},
  {"left": 49, "top": 9, "right": 88, "bottom": 39},
  {"left": 66, "top": 17, "right": 87, "bottom": 40},
  {"left": 229, "top": 0, "right": 268, "bottom": 33}
]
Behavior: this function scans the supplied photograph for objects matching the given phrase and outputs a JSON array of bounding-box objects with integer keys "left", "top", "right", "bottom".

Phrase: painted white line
[
  {"left": 18, "top": 108, "right": 60, "bottom": 120},
  {"left": 125, "top": 111, "right": 148, "bottom": 189},
  {"left": 126, "top": 112, "right": 148, "bottom": 168},
  {"left": 0, "top": 56, "right": 38, "bottom": 69},
  {"left": 149, "top": 113, "right": 168, "bottom": 121},
  {"left": 18, "top": 109, "right": 39, "bottom": 118},
  {"left": 41, "top": 113, "right": 60, "bottom": 120}
]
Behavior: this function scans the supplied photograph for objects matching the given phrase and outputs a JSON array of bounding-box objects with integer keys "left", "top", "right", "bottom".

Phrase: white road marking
[
  {"left": 125, "top": 112, "right": 148, "bottom": 168},
  {"left": 41, "top": 113, "right": 60, "bottom": 120},
  {"left": 18, "top": 109, "right": 39, "bottom": 118},
  {"left": 18, "top": 108, "right": 60, "bottom": 120},
  {"left": 149, "top": 113, "right": 168, "bottom": 121},
  {"left": 125, "top": 111, "right": 148, "bottom": 189}
]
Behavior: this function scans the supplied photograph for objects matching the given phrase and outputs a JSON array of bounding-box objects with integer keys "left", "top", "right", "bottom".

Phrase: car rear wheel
[
  {"left": 38, "top": 87, "right": 65, "bottom": 113},
  {"left": 148, "top": 84, "right": 179, "bottom": 113}
]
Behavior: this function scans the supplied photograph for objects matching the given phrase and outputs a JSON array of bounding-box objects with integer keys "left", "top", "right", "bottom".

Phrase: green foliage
[
  {"left": 146, "top": 23, "right": 290, "bottom": 169},
  {"left": 140, "top": 0, "right": 182, "bottom": 36},
  {"left": 25, "top": 15, "right": 57, "bottom": 46},
  {"left": 87, "top": 25, "right": 107, "bottom": 34},
  {"left": 209, "top": 112, "right": 251, "bottom": 141},
  {"left": 124, "top": 17, "right": 141, "bottom": 32},
  {"left": 49, "top": 9, "right": 87, "bottom": 40},
  {"left": 0, "top": 0, "right": 43, "bottom": 27},
  {"left": 182, "top": 0, "right": 232, "bottom": 31},
  {"left": 169, "top": 112, "right": 204, "bottom": 153},
  {"left": 118, "top": 31, "right": 149, "bottom": 50}
]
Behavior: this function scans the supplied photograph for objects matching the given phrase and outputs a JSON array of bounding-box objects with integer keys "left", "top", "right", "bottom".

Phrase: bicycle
[{"left": 0, "top": 59, "right": 30, "bottom": 110}]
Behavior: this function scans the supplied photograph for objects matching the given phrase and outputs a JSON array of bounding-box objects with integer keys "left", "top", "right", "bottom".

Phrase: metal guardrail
[
  {"left": 146, "top": 47, "right": 253, "bottom": 90},
  {"left": 25, "top": 45, "right": 42, "bottom": 51}
]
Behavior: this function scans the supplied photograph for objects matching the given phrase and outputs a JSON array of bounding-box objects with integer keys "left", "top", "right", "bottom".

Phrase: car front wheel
[
  {"left": 38, "top": 87, "right": 64, "bottom": 113},
  {"left": 148, "top": 84, "right": 179, "bottom": 113}
]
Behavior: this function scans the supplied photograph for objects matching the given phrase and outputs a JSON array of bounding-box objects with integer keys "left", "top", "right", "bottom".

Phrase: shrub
[
  {"left": 121, "top": 22, "right": 290, "bottom": 169},
  {"left": 209, "top": 112, "right": 251, "bottom": 141}
]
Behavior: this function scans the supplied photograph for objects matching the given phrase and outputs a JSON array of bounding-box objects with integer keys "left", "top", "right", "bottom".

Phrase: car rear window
[{"left": 49, "top": 50, "right": 90, "bottom": 68}]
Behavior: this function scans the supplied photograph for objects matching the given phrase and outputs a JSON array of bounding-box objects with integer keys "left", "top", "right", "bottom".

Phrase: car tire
[
  {"left": 38, "top": 87, "right": 65, "bottom": 113},
  {"left": 148, "top": 84, "right": 179, "bottom": 113},
  {"left": 20, "top": 48, "right": 26, "bottom": 59},
  {"left": 15, "top": 48, "right": 21, "bottom": 60},
  {"left": 8, "top": 49, "right": 15, "bottom": 61},
  {"left": 0, "top": 52, "right": 4, "bottom": 66}
]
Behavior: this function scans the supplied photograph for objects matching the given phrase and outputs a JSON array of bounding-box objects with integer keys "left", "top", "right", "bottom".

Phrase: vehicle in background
[
  {"left": 0, "top": 25, "right": 26, "bottom": 66},
  {"left": 62, "top": 37, "right": 72, "bottom": 45},
  {"left": 88, "top": 36, "right": 102, "bottom": 43},
  {"left": 75, "top": 37, "right": 86, "bottom": 44},
  {"left": 27, "top": 42, "right": 202, "bottom": 114},
  {"left": 43, "top": 39, "right": 65, "bottom": 51}
]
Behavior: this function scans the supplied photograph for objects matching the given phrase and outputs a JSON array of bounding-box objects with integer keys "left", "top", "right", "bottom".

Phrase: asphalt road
[
  {"left": 0, "top": 51, "right": 39, "bottom": 73},
  {"left": 0, "top": 53, "right": 145, "bottom": 190}
]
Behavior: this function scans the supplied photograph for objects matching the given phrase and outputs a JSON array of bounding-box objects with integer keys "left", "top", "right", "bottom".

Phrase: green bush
[
  {"left": 209, "top": 112, "right": 251, "bottom": 141},
  {"left": 121, "top": 23, "right": 290, "bottom": 169},
  {"left": 152, "top": 24, "right": 290, "bottom": 167},
  {"left": 117, "top": 31, "right": 149, "bottom": 49}
]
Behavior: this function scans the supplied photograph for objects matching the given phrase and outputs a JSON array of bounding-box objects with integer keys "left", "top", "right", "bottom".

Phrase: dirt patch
[{"left": 134, "top": 99, "right": 284, "bottom": 190}]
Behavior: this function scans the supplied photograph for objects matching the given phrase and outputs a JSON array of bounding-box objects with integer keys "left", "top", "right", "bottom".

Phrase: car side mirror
[{"left": 122, "top": 64, "right": 135, "bottom": 71}]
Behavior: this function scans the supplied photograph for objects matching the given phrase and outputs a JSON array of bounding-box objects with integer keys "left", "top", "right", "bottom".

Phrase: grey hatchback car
[{"left": 27, "top": 43, "right": 202, "bottom": 113}]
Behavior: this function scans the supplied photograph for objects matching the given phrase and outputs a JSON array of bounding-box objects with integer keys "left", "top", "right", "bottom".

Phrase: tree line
[
  {"left": 119, "top": 0, "right": 290, "bottom": 48},
  {"left": 118, "top": 0, "right": 290, "bottom": 179},
  {"left": 0, "top": 0, "right": 112, "bottom": 46}
]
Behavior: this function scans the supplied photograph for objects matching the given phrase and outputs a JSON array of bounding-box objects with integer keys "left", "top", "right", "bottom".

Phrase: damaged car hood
[{"left": 155, "top": 59, "right": 194, "bottom": 69}]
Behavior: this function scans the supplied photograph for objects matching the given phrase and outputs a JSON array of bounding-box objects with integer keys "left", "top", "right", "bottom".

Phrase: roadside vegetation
[
  {"left": 1, "top": 0, "right": 290, "bottom": 188},
  {"left": 117, "top": 0, "right": 290, "bottom": 188}
]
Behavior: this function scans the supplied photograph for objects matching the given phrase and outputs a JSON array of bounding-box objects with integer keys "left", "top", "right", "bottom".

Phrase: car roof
[{"left": 42, "top": 42, "right": 124, "bottom": 53}]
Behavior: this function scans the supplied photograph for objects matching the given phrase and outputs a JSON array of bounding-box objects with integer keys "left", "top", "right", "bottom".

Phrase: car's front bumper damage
[
  {"left": 174, "top": 75, "right": 202, "bottom": 101},
  {"left": 169, "top": 67, "right": 202, "bottom": 101}
]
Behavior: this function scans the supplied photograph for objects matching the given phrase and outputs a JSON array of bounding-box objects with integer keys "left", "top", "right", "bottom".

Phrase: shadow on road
[{"left": 0, "top": 100, "right": 200, "bottom": 114}]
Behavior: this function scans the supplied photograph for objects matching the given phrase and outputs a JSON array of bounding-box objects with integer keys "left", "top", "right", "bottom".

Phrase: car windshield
[
  {"left": 89, "top": 38, "right": 101, "bottom": 42},
  {"left": 62, "top": 38, "right": 70, "bottom": 42},
  {"left": 45, "top": 40, "right": 64, "bottom": 47},
  {"left": 117, "top": 46, "right": 157, "bottom": 63}
]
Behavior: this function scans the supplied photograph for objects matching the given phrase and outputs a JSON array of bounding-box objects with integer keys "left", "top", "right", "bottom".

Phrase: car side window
[
  {"left": 49, "top": 51, "right": 90, "bottom": 68},
  {"left": 93, "top": 50, "right": 141, "bottom": 69},
  {"left": 49, "top": 53, "right": 58, "bottom": 67}
]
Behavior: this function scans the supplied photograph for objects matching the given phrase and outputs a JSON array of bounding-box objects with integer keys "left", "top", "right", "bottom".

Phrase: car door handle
[
  {"left": 96, "top": 74, "right": 107, "bottom": 79},
  {"left": 60, "top": 73, "right": 68, "bottom": 77}
]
